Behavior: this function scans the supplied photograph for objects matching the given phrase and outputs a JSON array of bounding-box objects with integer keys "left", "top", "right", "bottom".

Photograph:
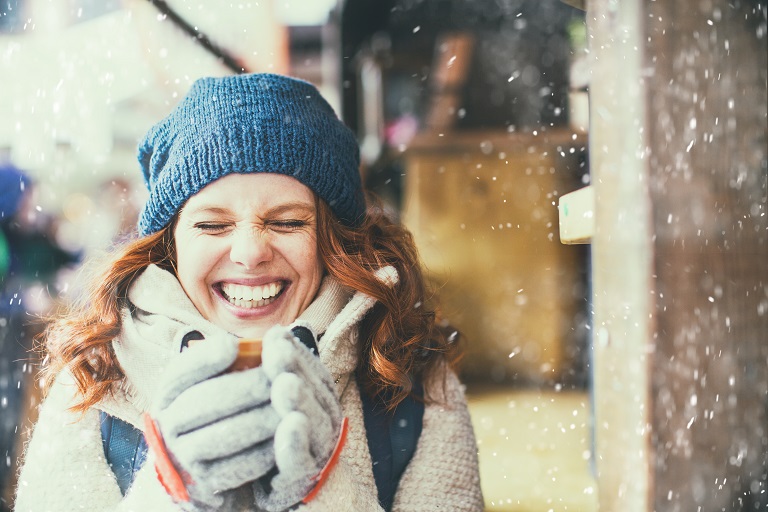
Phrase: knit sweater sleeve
[
  {"left": 13, "top": 371, "right": 180, "bottom": 512},
  {"left": 392, "top": 366, "right": 485, "bottom": 511}
]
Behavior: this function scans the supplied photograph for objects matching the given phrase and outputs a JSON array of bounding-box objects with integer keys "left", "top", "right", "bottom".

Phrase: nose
[{"left": 229, "top": 226, "right": 273, "bottom": 270}]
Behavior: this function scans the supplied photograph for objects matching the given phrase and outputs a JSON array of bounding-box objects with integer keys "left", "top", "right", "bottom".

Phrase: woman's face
[{"left": 174, "top": 173, "right": 324, "bottom": 339}]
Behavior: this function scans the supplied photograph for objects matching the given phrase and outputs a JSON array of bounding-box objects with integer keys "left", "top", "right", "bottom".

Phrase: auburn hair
[
  {"left": 40, "top": 225, "right": 176, "bottom": 413},
  {"left": 316, "top": 197, "right": 460, "bottom": 408},
  {"left": 41, "top": 195, "right": 459, "bottom": 412}
]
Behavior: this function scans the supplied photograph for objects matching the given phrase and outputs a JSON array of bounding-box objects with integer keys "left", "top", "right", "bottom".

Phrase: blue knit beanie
[{"left": 137, "top": 73, "right": 364, "bottom": 236}]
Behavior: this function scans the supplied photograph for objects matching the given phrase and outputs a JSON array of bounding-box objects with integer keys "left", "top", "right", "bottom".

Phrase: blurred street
[{"left": 467, "top": 387, "right": 597, "bottom": 512}]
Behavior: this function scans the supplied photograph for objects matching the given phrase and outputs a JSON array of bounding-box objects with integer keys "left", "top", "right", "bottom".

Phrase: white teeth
[{"left": 221, "top": 281, "right": 284, "bottom": 307}]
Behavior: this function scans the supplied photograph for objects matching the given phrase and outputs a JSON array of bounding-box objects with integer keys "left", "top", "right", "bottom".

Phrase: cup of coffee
[{"left": 228, "top": 338, "right": 262, "bottom": 371}]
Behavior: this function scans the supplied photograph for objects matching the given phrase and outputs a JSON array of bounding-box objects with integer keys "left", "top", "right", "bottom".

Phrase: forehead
[{"left": 182, "top": 173, "right": 315, "bottom": 212}]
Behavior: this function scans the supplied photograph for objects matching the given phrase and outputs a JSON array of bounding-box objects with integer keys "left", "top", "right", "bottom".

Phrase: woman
[{"left": 14, "top": 74, "right": 483, "bottom": 512}]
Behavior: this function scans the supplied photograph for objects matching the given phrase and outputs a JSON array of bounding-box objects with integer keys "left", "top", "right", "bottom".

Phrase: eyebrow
[
  {"left": 265, "top": 202, "right": 316, "bottom": 216},
  {"left": 183, "top": 201, "right": 315, "bottom": 218}
]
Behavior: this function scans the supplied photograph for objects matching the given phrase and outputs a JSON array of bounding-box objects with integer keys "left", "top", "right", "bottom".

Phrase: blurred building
[
  {"left": 338, "top": 0, "right": 590, "bottom": 387},
  {"left": 0, "top": 164, "right": 79, "bottom": 511}
]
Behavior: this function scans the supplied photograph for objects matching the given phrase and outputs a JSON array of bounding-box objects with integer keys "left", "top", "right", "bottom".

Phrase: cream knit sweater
[{"left": 14, "top": 265, "right": 483, "bottom": 511}]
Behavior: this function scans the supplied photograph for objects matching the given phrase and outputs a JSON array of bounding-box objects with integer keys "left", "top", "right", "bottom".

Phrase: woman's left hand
[{"left": 252, "top": 324, "right": 345, "bottom": 512}]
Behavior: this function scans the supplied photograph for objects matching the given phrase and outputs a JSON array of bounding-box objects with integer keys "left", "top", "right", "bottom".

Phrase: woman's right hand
[{"left": 148, "top": 333, "right": 279, "bottom": 511}]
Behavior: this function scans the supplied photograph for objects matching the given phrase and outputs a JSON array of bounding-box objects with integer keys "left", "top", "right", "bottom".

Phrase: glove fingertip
[
  {"left": 270, "top": 372, "right": 302, "bottom": 415},
  {"left": 274, "top": 412, "right": 313, "bottom": 473},
  {"left": 166, "top": 334, "right": 238, "bottom": 381},
  {"left": 261, "top": 328, "right": 299, "bottom": 377}
]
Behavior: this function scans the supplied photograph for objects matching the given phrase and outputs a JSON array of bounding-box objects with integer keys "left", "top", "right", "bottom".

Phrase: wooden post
[
  {"left": 588, "top": 0, "right": 654, "bottom": 509},
  {"left": 588, "top": 0, "right": 767, "bottom": 511}
]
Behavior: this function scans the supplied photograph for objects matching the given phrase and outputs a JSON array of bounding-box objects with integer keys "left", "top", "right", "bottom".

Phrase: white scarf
[{"left": 104, "top": 264, "right": 236, "bottom": 422}]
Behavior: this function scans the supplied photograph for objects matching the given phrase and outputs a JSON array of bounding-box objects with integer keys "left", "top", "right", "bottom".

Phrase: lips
[{"left": 219, "top": 281, "right": 285, "bottom": 308}]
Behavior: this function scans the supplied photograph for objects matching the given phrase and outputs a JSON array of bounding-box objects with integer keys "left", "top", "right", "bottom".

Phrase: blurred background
[{"left": 1, "top": 1, "right": 766, "bottom": 511}]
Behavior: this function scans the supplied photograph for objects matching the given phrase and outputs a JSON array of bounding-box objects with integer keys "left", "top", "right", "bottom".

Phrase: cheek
[
  {"left": 279, "top": 236, "right": 323, "bottom": 282},
  {"left": 296, "top": 238, "right": 322, "bottom": 277},
  {"left": 302, "top": 249, "right": 324, "bottom": 303},
  {"left": 175, "top": 235, "right": 222, "bottom": 292}
]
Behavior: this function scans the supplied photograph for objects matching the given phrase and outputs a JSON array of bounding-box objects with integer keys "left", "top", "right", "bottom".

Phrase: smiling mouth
[{"left": 219, "top": 281, "right": 285, "bottom": 308}]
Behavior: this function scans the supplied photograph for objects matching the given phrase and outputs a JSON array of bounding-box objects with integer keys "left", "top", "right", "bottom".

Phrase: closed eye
[
  {"left": 267, "top": 219, "right": 308, "bottom": 232},
  {"left": 193, "top": 222, "right": 232, "bottom": 234}
]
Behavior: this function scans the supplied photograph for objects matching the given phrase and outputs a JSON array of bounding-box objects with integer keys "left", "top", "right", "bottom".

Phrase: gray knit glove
[
  {"left": 252, "top": 324, "right": 345, "bottom": 512},
  {"left": 147, "top": 333, "right": 279, "bottom": 511}
]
